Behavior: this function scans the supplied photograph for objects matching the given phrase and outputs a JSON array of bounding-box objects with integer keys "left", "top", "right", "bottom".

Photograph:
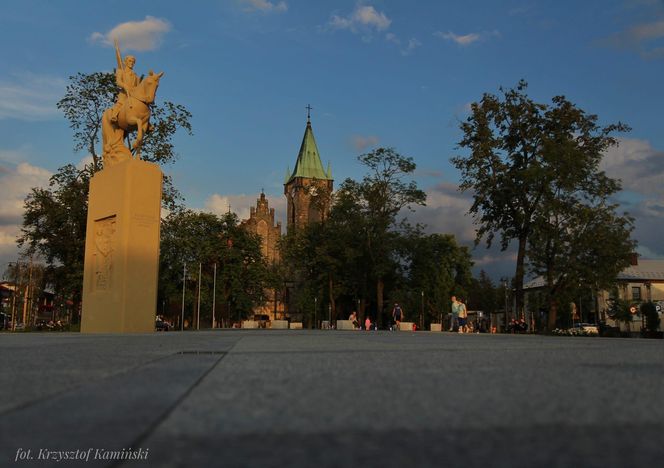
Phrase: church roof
[{"left": 285, "top": 117, "right": 332, "bottom": 184}]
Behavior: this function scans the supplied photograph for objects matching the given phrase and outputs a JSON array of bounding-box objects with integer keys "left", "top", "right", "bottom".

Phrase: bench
[
  {"left": 336, "top": 320, "right": 357, "bottom": 330},
  {"left": 271, "top": 320, "right": 289, "bottom": 329},
  {"left": 399, "top": 322, "right": 415, "bottom": 331}
]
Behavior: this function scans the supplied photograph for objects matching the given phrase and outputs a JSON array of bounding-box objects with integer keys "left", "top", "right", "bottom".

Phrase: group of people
[
  {"left": 449, "top": 296, "right": 469, "bottom": 333},
  {"left": 348, "top": 311, "right": 375, "bottom": 330},
  {"left": 507, "top": 318, "right": 528, "bottom": 334},
  {"left": 345, "top": 297, "right": 491, "bottom": 333}
]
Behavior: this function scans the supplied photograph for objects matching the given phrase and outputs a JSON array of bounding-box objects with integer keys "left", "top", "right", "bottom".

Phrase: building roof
[
  {"left": 523, "top": 259, "right": 664, "bottom": 290},
  {"left": 617, "top": 260, "right": 664, "bottom": 281},
  {"left": 285, "top": 118, "right": 332, "bottom": 184}
]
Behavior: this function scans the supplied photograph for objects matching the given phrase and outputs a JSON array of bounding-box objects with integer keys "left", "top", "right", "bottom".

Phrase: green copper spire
[{"left": 286, "top": 114, "right": 332, "bottom": 183}]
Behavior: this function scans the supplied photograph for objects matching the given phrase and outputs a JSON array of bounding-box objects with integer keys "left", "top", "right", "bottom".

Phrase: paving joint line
[
  {"left": 0, "top": 352, "right": 184, "bottom": 418},
  {"left": 114, "top": 338, "right": 245, "bottom": 467}
]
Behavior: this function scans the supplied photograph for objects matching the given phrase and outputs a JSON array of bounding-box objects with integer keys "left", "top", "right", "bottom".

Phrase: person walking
[
  {"left": 392, "top": 303, "right": 403, "bottom": 331},
  {"left": 449, "top": 296, "right": 462, "bottom": 332},
  {"left": 458, "top": 299, "right": 468, "bottom": 333}
]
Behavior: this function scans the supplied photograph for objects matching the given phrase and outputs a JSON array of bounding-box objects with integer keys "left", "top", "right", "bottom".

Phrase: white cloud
[
  {"left": 0, "top": 161, "right": 52, "bottom": 269},
  {"left": 351, "top": 135, "right": 379, "bottom": 151},
  {"left": 0, "top": 73, "right": 66, "bottom": 121},
  {"left": 386, "top": 33, "right": 422, "bottom": 55},
  {"left": 241, "top": 0, "right": 288, "bottom": 13},
  {"left": 90, "top": 16, "right": 172, "bottom": 52},
  {"left": 434, "top": 29, "right": 500, "bottom": 46},
  {"left": 329, "top": 5, "right": 392, "bottom": 34},
  {"left": 601, "top": 137, "right": 664, "bottom": 258},
  {"left": 626, "top": 19, "right": 664, "bottom": 42},
  {"left": 601, "top": 137, "right": 664, "bottom": 196}
]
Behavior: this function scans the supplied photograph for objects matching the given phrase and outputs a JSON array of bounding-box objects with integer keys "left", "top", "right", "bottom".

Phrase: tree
[
  {"left": 529, "top": 201, "right": 635, "bottom": 330},
  {"left": 279, "top": 148, "right": 433, "bottom": 327},
  {"left": 159, "top": 210, "right": 269, "bottom": 327},
  {"left": 452, "top": 80, "right": 629, "bottom": 321},
  {"left": 19, "top": 72, "right": 192, "bottom": 315},
  {"left": 398, "top": 232, "right": 473, "bottom": 326},
  {"left": 640, "top": 302, "right": 660, "bottom": 333},
  {"left": 467, "top": 270, "right": 498, "bottom": 315},
  {"left": 18, "top": 164, "right": 91, "bottom": 320},
  {"left": 350, "top": 148, "right": 426, "bottom": 326}
]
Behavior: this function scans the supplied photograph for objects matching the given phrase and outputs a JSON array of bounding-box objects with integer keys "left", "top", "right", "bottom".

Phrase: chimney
[{"left": 629, "top": 253, "right": 639, "bottom": 266}]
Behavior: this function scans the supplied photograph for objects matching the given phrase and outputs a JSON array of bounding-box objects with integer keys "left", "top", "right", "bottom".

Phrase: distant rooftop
[{"left": 524, "top": 259, "right": 664, "bottom": 290}]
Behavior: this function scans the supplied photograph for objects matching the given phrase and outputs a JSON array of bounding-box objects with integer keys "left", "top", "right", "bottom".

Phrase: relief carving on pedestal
[{"left": 93, "top": 216, "right": 116, "bottom": 292}]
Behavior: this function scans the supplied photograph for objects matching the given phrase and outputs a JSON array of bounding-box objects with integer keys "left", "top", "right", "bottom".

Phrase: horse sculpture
[{"left": 101, "top": 70, "right": 164, "bottom": 167}]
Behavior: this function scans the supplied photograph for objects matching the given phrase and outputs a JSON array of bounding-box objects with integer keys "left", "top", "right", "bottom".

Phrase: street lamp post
[
  {"left": 180, "top": 263, "right": 186, "bottom": 331},
  {"left": 421, "top": 290, "right": 424, "bottom": 331},
  {"left": 212, "top": 263, "right": 217, "bottom": 329},
  {"left": 196, "top": 262, "right": 202, "bottom": 330},
  {"left": 503, "top": 277, "right": 509, "bottom": 332},
  {"left": 314, "top": 297, "right": 317, "bottom": 329}
]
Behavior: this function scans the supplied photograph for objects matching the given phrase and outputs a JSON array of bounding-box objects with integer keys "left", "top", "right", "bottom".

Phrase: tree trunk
[
  {"left": 376, "top": 278, "right": 384, "bottom": 328},
  {"left": 514, "top": 235, "right": 528, "bottom": 321},
  {"left": 547, "top": 296, "right": 558, "bottom": 331}
]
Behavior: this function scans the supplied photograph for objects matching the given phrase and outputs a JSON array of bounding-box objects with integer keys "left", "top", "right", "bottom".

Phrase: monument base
[{"left": 81, "top": 159, "right": 162, "bottom": 333}]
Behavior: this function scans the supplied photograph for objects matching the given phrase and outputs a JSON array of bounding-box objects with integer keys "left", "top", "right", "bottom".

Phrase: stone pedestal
[
  {"left": 289, "top": 322, "right": 303, "bottom": 329},
  {"left": 336, "top": 320, "right": 356, "bottom": 330},
  {"left": 430, "top": 324, "right": 442, "bottom": 332},
  {"left": 271, "top": 320, "right": 289, "bottom": 329},
  {"left": 399, "top": 322, "right": 415, "bottom": 331},
  {"left": 81, "top": 160, "right": 162, "bottom": 333},
  {"left": 242, "top": 320, "right": 258, "bottom": 329}
]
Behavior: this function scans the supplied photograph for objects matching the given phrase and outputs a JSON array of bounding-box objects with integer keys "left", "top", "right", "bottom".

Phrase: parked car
[{"left": 573, "top": 323, "right": 599, "bottom": 334}]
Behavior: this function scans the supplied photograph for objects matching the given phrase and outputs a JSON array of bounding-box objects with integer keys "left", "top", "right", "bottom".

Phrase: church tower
[
  {"left": 284, "top": 107, "right": 333, "bottom": 231},
  {"left": 241, "top": 191, "right": 281, "bottom": 263}
]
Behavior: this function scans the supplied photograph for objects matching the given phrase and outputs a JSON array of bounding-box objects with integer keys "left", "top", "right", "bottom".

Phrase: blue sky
[{"left": 1, "top": 0, "right": 663, "bottom": 279}]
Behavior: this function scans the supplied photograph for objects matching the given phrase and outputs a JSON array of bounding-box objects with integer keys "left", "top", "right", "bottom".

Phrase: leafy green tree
[
  {"left": 529, "top": 201, "right": 635, "bottom": 330},
  {"left": 609, "top": 298, "right": 633, "bottom": 332},
  {"left": 398, "top": 232, "right": 473, "bottom": 326},
  {"left": 159, "top": 210, "right": 269, "bottom": 327},
  {"left": 18, "top": 165, "right": 91, "bottom": 319},
  {"left": 640, "top": 302, "right": 660, "bottom": 333},
  {"left": 452, "top": 80, "right": 629, "bottom": 321},
  {"left": 348, "top": 147, "right": 426, "bottom": 326},
  {"left": 467, "top": 270, "right": 498, "bottom": 315}
]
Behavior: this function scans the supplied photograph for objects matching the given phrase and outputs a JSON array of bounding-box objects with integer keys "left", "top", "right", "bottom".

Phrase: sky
[{"left": 1, "top": 0, "right": 663, "bottom": 281}]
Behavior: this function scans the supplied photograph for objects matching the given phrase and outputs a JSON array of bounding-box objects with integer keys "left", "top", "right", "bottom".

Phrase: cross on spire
[{"left": 305, "top": 104, "right": 313, "bottom": 122}]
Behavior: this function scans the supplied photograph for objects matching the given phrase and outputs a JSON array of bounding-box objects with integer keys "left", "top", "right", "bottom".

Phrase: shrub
[{"left": 640, "top": 302, "right": 660, "bottom": 332}]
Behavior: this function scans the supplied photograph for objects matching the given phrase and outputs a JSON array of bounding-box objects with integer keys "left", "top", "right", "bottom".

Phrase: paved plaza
[{"left": 1, "top": 330, "right": 662, "bottom": 467}]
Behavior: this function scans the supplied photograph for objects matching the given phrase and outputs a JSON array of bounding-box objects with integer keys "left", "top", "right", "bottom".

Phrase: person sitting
[
  {"left": 349, "top": 311, "right": 359, "bottom": 329},
  {"left": 365, "top": 315, "right": 371, "bottom": 331}
]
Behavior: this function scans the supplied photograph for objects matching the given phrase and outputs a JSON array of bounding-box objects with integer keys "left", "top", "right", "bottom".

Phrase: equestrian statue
[{"left": 102, "top": 40, "right": 163, "bottom": 167}]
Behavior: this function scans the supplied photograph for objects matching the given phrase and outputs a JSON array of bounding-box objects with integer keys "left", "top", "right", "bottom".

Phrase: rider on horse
[{"left": 110, "top": 40, "right": 139, "bottom": 124}]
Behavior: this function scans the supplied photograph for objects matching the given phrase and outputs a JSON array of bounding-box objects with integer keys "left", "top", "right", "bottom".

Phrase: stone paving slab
[{"left": 1, "top": 330, "right": 662, "bottom": 467}]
